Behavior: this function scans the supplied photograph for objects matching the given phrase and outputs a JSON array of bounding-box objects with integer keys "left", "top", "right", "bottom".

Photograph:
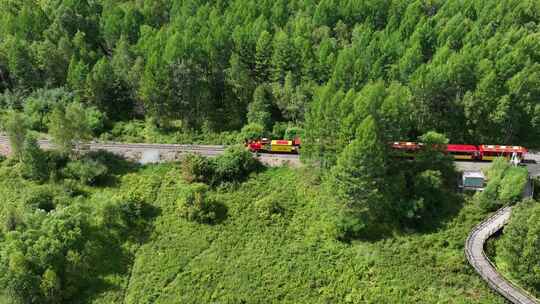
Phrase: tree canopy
[{"left": 0, "top": 0, "right": 537, "bottom": 147}]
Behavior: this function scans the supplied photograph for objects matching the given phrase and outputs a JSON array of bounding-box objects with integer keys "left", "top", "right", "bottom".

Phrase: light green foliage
[
  {"left": 0, "top": 0, "right": 537, "bottom": 146},
  {"left": 177, "top": 183, "right": 220, "bottom": 224},
  {"left": 213, "top": 145, "right": 261, "bottom": 184},
  {"left": 123, "top": 166, "right": 504, "bottom": 304},
  {"left": 0, "top": 158, "right": 510, "bottom": 303},
  {"left": 1, "top": 110, "right": 27, "bottom": 160},
  {"left": 247, "top": 85, "right": 273, "bottom": 130},
  {"left": 181, "top": 153, "right": 214, "bottom": 184},
  {"left": 48, "top": 102, "right": 92, "bottom": 155},
  {"left": 240, "top": 123, "right": 265, "bottom": 141},
  {"left": 498, "top": 200, "right": 540, "bottom": 294},
  {"left": 330, "top": 116, "right": 389, "bottom": 238},
  {"left": 498, "top": 167, "right": 528, "bottom": 203},
  {"left": 23, "top": 88, "right": 73, "bottom": 132},
  {"left": 476, "top": 158, "right": 529, "bottom": 210}
]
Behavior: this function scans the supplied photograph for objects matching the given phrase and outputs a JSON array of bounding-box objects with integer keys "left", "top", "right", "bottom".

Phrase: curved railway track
[
  {"left": 1, "top": 135, "right": 539, "bottom": 302},
  {"left": 465, "top": 206, "right": 539, "bottom": 304}
]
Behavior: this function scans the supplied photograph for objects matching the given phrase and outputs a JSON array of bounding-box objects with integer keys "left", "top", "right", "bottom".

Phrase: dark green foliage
[
  {"left": 24, "top": 186, "right": 55, "bottom": 212},
  {"left": 62, "top": 159, "right": 108, "bottom": 186},
  {"left": 498, "top": 200, "right": 540, "bottom": 294},
  {"left": 213, "top": 145, "right": 261, "bottom": 184},
  {"left": 21, "top": 135, "right": 48, "bottom": 182},
  {"left": 330, "top": 116, "right": 389, "bottom": 237}
]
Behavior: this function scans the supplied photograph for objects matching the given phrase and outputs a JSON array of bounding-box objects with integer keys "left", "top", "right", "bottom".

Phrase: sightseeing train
[
  {"left": 391, "top": 142, "right": 528, "bottom": 162},
  {"left": 246, "top": 138, "right": 527, "bottom": 163}
]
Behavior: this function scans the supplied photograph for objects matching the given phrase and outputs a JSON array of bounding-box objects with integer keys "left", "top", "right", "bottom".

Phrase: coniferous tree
[{"left": 21, "top": 135, "right": 48, "bottom": 182}]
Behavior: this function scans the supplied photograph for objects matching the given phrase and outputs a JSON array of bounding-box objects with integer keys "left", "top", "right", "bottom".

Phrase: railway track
[
  {"left": 465, "top": 206, "right": 539, "bottom": 304},
  {"left": 0, "top": 136, "right": 301, "bottom": 164}
]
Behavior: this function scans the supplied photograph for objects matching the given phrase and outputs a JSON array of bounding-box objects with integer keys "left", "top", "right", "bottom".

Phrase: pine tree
[
  {"left": 255, "top": 30, "right": 272, "bottom": 83},
  {"left": 271, "top": 30, "right": 293, "bottom": 84},
  {"left": 247, "top": 85, "right": 272, "bottom": 130},
  {"left": 21, "top": 135, "right": 48, "bottom": 182},
  {"left": 330, "top": 115, "right": 389, "bottom": 237}
]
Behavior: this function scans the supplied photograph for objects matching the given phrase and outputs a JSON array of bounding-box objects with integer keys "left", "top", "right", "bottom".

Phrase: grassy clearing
[{"left": 122, "top": 166, "right": 502, "bottom": 304}]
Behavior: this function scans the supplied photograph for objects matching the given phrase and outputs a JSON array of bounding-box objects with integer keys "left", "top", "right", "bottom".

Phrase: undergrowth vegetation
[{"left": 0, "top": 153, "right": 507, "bottom": 303}]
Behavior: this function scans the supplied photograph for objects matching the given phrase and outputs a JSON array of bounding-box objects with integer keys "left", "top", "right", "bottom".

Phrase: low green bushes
[
  {"left": 177, "top": 183, "right": 221, "bottom": 224},
  {"left": 63, "top": 159, "right": 108, "bottom": 185},
  {"left": 497, "top": 199, "right": 540, "bottom": 295},
  {"left": 213, "top": 146, "right": 261, "bottom": 184},
  {"left": 181, "top": 153, "right": 214, "bottom": 184},
  {"left": 181, "top": 146, "right": 261, "bottom": 186}
]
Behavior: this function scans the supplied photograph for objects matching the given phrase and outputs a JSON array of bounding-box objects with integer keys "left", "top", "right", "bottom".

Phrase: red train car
[
  {"left": 390, "top": 141, "right": 527, "bottom": 163},
  {"left": 479, "top": 145, "right": 527, "bottom": 161},
  {"left": 446, "top": 144, "right": 479, "bottom": 160}
]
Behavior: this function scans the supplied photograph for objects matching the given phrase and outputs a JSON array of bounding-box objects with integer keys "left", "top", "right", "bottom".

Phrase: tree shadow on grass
[
  {"left": 210, "top": 201, "right": 228, "bottom": 225},
  {"left": 338, "top": 192, "right": 466, "bottom": 244},
  {"left": 86, "top": 150, "right": 142, "bottom": 188},
  {"left": 78, "top": 203, "right": 161, "bottom": 303},
  {"left": 410, "top": 192, "right": 465, "bottom": 235}
]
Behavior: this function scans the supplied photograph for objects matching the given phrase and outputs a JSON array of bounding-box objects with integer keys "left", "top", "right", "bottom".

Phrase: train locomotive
[
  {"left": 245, "top": 138, "right": 301, "bottom": 154},
  {"left": 391, "top": 142, "right": 528, "bottom": 163}
]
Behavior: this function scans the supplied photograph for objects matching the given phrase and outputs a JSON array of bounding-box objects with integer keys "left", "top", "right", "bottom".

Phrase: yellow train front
[{"left": 264, "top": 140, "right": 299, "bottom": 154}]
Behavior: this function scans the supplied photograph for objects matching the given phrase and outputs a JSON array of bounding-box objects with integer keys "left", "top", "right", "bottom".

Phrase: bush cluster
[
  {"left": 177, "top": 183, "right": 220, "bottom": 224},
  {"left": 63, "top": 159, "right": 108, "bottom": 185},
  {"left": 476, "top": 158, "right": 528, "bottom": 211},
  {"left": 181, "top": 146, "right": 261, "bottom": 186}
]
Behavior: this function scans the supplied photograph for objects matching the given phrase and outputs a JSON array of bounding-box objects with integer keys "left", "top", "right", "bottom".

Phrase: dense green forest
[
  {"left": 0, "top": 0, "right": 540, "bottom": 303},
  {"left": 0, "top": 0, "right": 539, "bottom": 146}
]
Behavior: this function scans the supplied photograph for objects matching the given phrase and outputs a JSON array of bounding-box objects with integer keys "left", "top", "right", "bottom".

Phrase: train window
[{"left": 449, "top": 151, "right": 474, "bottom": 156}]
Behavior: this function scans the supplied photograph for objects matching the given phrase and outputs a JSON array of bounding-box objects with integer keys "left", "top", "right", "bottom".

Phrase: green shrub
[
  {"left": 45, "top": 150, "right": 69, "bottom": 181},
  {"left": 181, "top": 153, "right": 215, "bottom": 184},
  {"left": 62, "top": 179, "right": 87, "bottom": 197},
  {"left": 24, "top": 187, "right": 55, "bottom": 212},
  {"left": 63, "top": 159, "right": 108, "bottom": 185},
  {"left": 476, "top": 158, "right": 528, "bottom": 210},
  {"left": 86, "top": 106, "right": 106, "bottom": 135},
  {"left": 240, "top": 123, "right": 265, "bottom": 141},
  {"left": 177, "top": 183, "right": 220, "bottom": 224},
  {"left": 498, "top": 167, "right": 528, "bottom": 203},
  {"left": 272, "top": 122, "right": 288, "bottom": 139},
  {"left": 213, "top": 145, "right": 261, "bottom": 184},
  {"left": 284, "top": 126, "right": 304, "bottom": 140},
  {"left": 255, "top": 196, "right": 285, "bottom": 222}
]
